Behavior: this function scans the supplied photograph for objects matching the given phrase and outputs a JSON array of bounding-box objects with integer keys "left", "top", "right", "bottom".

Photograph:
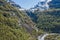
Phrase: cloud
[
  {"left": 40, "top": 0, "right": 46, "bottom": 2},
  {"left": 39, "top": 0, "right": 52, "bottom": 9},
  {"left": 46, "top": 0, "right": 52, "bottom": 3},
  {"left": 40, "top": 0, "right": 52, "bottom": 3}
]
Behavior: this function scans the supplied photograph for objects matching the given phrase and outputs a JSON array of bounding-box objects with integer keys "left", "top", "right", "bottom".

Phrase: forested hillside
[{"left": 34, "top": 9, "right": 60, "bottom": 33}]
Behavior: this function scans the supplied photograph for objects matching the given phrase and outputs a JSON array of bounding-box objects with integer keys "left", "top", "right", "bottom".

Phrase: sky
[
  {"left": 13, "top": 0, "right": 40, "bottom": 9},
  {"left": 12, "top": 0, "right": 52, "bottom": 9}
]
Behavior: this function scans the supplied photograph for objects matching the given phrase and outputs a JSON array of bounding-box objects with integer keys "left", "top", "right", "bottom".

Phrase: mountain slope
[
  {"left": 0, "top": 0, "right": 37, "bottom": 40},
  {"left": 49, "top": 0, "right": 60, "bottom": 8},
  {"left": 28, "top": 0, "right": 60, "bottom": 33},
  {"left": 35, "top": 9, "right": 60, "bottom": 33},
  {"left": 7, "top": 0, "right": 21, "bottom": 9}
]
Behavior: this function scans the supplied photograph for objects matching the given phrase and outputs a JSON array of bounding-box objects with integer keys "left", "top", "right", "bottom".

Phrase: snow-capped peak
[{"left": 31, "top": 0, "right": 52, "bottom": 11}]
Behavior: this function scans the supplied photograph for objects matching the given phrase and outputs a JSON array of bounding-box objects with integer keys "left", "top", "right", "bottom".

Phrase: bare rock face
[{"left": 49, "top": 0, "right": 60, "bottom": 8}]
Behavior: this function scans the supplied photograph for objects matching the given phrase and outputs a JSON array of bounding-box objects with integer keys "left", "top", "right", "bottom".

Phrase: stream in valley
[{"left": 37, "top": 33, "right": 58, "bottom": 40}]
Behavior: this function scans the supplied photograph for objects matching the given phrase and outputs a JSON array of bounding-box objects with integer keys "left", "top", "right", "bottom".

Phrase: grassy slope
[{"left": 0, "top": 0, "right": 37, "bottom": 40}]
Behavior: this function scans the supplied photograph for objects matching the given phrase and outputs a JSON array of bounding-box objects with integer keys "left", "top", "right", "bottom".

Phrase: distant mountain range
[
  {"left": 30, "top": 0, "right": 52, "bottom": 11},
  {"left": 7, "top": 0, "right": 60, "bottom": 11},
  {"left": 31, "top": 0, "right": 60, "bottom": 11}
]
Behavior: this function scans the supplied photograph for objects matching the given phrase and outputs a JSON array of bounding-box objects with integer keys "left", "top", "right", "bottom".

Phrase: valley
[{"left": 0, "top": 0, "right": 60, "bottom": 40}]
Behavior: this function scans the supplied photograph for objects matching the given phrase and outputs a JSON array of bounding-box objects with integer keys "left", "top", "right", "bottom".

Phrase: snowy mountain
[{"left": 30, "top": 0, "right": 52, "bottom": 11}]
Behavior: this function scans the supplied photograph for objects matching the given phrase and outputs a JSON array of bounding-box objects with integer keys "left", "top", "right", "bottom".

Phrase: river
[
  {"left": 38, "top": 33, "right": 57, "bottom": 40},
  {"left": 38, "top": 34, "right": 49, "bottom": 40}
]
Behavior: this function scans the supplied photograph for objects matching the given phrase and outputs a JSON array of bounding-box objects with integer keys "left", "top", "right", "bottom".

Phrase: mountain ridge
[{"left": 0, "top": 0, "right": 37, "bottom": 40}]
